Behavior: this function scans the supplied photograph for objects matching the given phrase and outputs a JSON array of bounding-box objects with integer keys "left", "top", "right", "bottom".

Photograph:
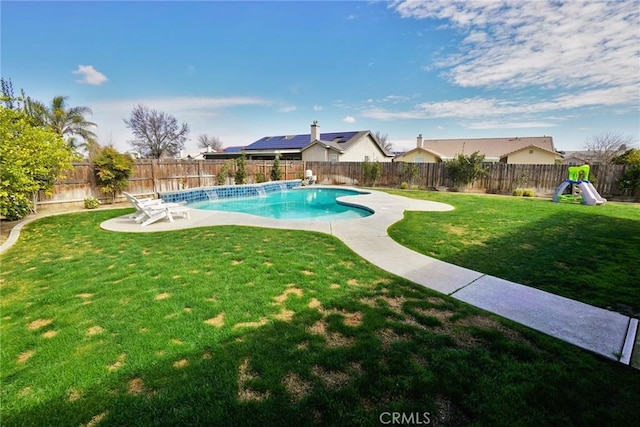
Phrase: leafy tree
[
  {"left": 1, "top": 78, "right": 17, "bottom": 110},
  {"left": 612, "top": 148, "right": 640, "bottom": 197},
  {"left": 583, "top": 132, "right": 634, "bottom": 164},
  {"left": 362, "top": 160, "right": 382, "bottom": 186},
  {"left": 0, "top": 107, "right": 74, "bottom": 219},
  {"left": 196, "top": 134, "right": 223, "bottom": 151},
  {"left": 124, "top": 104, "right": 189, "bottom": 158},
  {"left": 445, "top": 151, "right": 488, "bottom": 188},
  {"left": 93, "top": 146, "right": 134, "bottom": 202},
  {"left": 373, "top": 131, "right": 393, "bottom": 152},
  {"left": 1, "top": 78, "right": 49, "bottom": 128},
  {"left": 217, "top": 159, "right": 234, "bottom": 186},
  {"left": 234, "top": 152, "right": 247, "bottom": 185},
  {"left": 270, "top": 154, "right": 282, "bottom": 181},
  {"left": 402, "top": 162, "right": 420, "bottom": 184},
  {"left": 611, "top": 148, "right": 640, "bottom": 166},
  {"left": 36, "top": 96, "right": 98, "bottom": 151}
]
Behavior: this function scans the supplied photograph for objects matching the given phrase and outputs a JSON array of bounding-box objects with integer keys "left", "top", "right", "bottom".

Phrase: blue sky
[{"left": 2, "top": 0, "right": 639, "bottom": 153}]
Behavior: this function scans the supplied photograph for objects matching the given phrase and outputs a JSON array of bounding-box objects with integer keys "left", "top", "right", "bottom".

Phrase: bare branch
[
  {"left": 583, "top": 132, "right": 635, "bottom": 164},
  {"left": 196, "top": 134, "right": 223, "bottom": 151},
  {"left": 124, "top": 104, "right": 189, "bottom": 159},
  {"left": 373, "top": 131, "right": 393, "bottom": 152}
]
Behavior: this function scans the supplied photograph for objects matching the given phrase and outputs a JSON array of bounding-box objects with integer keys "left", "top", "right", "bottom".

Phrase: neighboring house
[
  {"left": 202, "top": 146, "right": 246, "bottom": 160},
  {"left": 395, "top": 135, "right": 561, "bottom": 165},
  {"left": 205, "top": 122, "right": 394, "bottom": 162},
  {"left": 559, "top": 150, "right": 623, "bottom": 165},
  {"left": 178, "top": 147, "right": 211, "bottom": 160}
]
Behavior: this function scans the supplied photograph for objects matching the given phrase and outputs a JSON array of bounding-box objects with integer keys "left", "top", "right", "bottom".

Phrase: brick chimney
[
  {"left": 311, "top": 120, "right": 320, "bottom": 142},
  {"left": 416, "top": 134, "right": 423, "bottom": 148}
]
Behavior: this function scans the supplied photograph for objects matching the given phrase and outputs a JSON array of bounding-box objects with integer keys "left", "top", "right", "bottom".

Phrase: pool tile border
[{"left": 160, "top": 180, "right": 302, "bottom": 204}]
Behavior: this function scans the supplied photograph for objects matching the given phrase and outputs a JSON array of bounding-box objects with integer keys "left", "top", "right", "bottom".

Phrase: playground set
[{"left": 552, "top": 165, "right": 606, "bottom": 205}]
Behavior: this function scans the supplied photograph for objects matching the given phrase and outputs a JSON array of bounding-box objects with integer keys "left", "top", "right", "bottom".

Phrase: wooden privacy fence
[
  {"left": 39, "top": 159, "right": 306, "bottom": 205},
  {"left": 39, "top": 160, "right": 630, "bottom": 206},
  {"left": 305, "top": 161, "right": 628, "bottom": 196}
]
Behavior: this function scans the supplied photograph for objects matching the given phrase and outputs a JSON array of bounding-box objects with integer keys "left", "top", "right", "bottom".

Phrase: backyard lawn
[
  {"left": 386, "top": 190, "right": 640, "bottom": 317},
  {"left": 1, "top": 208, "right": 639, "bottom": 426}
]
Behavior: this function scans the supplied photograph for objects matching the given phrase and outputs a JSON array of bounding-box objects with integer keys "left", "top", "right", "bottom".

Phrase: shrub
[
  {"left": 84, "top": 197, "right": 100, "bottom": 209},
  {"left": 217, "top": 160, "right": 234, "bottom": 185},
  {"left": 234, "top": 152, "right": 247, "bottom": 185},
  {"left": 402, "top": 163, "right": 419, "bottom": 184},
  {"left": 2, "top": 194, "right": 31, "bottom": 221},
  {"left": 256, "top": 172, "right": 267, "bottom": 183},
  {"left": 618, "top": 165, "right": 640, "bottom": 197},
  {"left": 445, "top": 151, "right": 488, "bottom": 188},
  {"left": 522, "top": 188, "right": 535, "bottom": 197},
  {"left": 94, "top": 147, "right": 134, "bottom": 202},
  {"left": 362, "top": 160, "right": 382, "bottom": 186},
  {"left": 400, "top": 182, "right": 409, "bottom": 189},
  {"left": 0, "top": 108, "right": 74, "bottom": 219},
  {"left": 270, "top": 155, "right": 282, "bottom": 181},
  {"left": 512, "top": 188, "right": 524, "bottom": 196},
  {"left": 410, "top": 184, "right": 419, "bottom": 190}
]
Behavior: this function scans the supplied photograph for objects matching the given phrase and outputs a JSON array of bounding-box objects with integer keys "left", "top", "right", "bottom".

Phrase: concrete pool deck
[{"left": 4, "top": 187, "right": 638, "bottom": 367}]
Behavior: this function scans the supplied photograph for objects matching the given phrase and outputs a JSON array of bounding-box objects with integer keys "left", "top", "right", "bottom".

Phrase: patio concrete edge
[{"left": 620, "top": 318, "right": 638, "bottom": 365}]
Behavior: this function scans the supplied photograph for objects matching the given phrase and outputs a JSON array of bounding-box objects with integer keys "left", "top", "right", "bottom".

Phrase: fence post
[{"left": 151, "top": 160, "right": 157, "bottom": 195}]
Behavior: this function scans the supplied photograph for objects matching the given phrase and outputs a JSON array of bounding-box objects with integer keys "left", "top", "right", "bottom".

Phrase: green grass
[
  {"left": 386, "top": 190, "right": 640, "bottom": 316},
  {"left": 1, "top": 209, "right": 639, "bottom": 426}
]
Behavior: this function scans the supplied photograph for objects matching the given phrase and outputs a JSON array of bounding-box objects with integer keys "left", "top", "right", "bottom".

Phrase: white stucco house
[{"left": 208, "top": 122, "right": 394, "bottom": 162}]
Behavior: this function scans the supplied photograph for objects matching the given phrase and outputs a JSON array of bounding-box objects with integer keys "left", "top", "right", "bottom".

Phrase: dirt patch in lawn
[
  {"left": 154, "top": 292, "right": 171, "bottom": 300},
  {"left": 237, "top": 357, "right": 270, "bottom": 402},
  {"left": 274, "top": 309, "right": 295, "bottom": 322},
  {"left": 173, "top": 358, "right": 189, "bottom": 368},
  {"left": 17, "top": 350, "right": 35, "bottom": 364},
  {"left": 205, "top": 313, "right": 225, "bottom": 327},
  {"left": 42, "top": 330, "right": 58, "bottom": 339},
  {"left": 127, "top": 378, "right": 144, "bottom": 395},
  {"left": 27, "top": 318, "right": 53, "bottom": 330},
  {"left": 108, "top": 354, "right": 127, "bottom": 372},
  {"left": 311, "top": 365, "right": 351, "bottom": 390},
  {"left": 86, "top": 326, "right": 105, "bottom": 336},
  {"left": 283, "top": 372, "right": 313, "bottom": 402},
  {"left": 274, "top": 287, "right": 303, "bottom": 304}
]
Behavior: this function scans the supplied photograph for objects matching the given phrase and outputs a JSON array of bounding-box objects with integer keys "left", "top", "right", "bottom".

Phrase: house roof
[
  {"left": 395, "top": 146, "right": 446, "bottom": 160},
  {"left": 223, "top": 146, "right": 245, "bottom": 153},
  {"left": 246, "top": 131, "right": 361, "bottom": 151},
  {"left": 245, "top": 130, "right": 394, "bottom": 157},
  {"left": 421, "top": 136, "right": 556, "bottom": 159},
  {"left": 499, "top": 144, "right": 562, "bottom": 159}
]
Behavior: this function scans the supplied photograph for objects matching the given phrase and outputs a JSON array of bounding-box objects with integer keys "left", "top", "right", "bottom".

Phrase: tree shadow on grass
[
  {"left": 5, "top": 280, "right": 640, "bottom": 427},
  {"left": 419, "top": 209, "right": 640, "bottom": 317}
]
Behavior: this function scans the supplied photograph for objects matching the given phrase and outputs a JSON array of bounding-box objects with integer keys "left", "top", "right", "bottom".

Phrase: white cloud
[
  {"left": 313, "top": 104, "right": 324, "bottom": 111},
  {"left": 391, "top": 0, "right": 640, "bottom": 94},
  {"left": 96, "top": 96, "right": 271, "bottom": 113},
  {"left": 342, "top": 116, "right": 356, "bottom": 123},
  {"left": 278, "top": 105, "right": 297, "bottom": 113},
  {"left": 73, "top": 65, "right": 108, "bottom": 85},
  {"left": 464, "top": 121, "right": 557, "bottom": 130},
  {"left": 362, "top": 84, "right": 639, "bottom": 121}
]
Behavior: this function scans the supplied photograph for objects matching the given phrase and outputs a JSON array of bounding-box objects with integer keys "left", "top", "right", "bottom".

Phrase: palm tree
[{"left": 37, "top": 96, "right": 98, "bottom": 148}]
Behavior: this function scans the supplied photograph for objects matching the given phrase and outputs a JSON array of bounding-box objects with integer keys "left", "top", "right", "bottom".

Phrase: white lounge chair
[
  {"left": 136, "top": 203, "right": 191, "bottom": 227},
  {"left": 123, "top": 192, "right": 190, "bottom": 226},
  {"left": 123, "top": 192, "right": 167, "bottom": 219}
]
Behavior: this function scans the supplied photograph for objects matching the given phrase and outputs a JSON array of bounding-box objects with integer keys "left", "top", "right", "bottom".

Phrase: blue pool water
[{"left": 189, "top": 188, "right": 372, "bottom": 220}]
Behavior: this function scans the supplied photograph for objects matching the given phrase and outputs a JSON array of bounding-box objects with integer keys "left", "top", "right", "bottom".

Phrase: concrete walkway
[{"left": 4, "top": 188, "right": 638, "bottom": 366}]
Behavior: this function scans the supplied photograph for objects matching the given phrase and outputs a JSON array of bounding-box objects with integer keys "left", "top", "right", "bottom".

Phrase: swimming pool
[{"left": 189, "top": 188, "right": 372, "bottom": 220}]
